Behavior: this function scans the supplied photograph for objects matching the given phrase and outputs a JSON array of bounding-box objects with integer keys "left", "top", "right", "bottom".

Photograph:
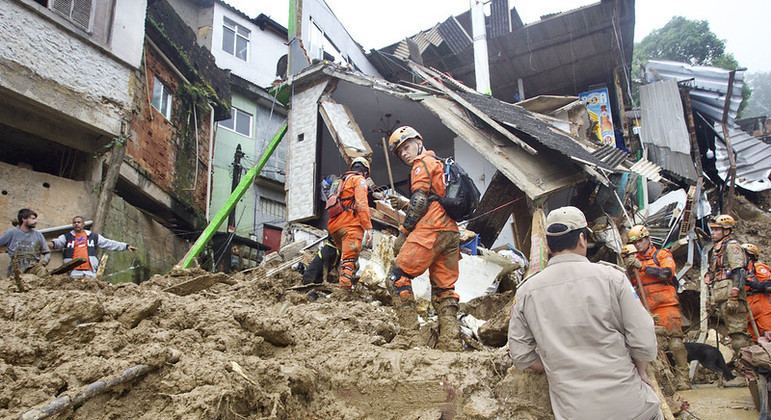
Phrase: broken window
[
  {"left": 222, "top": 16, "right": 249, "bottom": 61},
  {"left": 219, "top": 107, "right": 252, "bottom": 137},
  {"left": 50, "top": 0, "right": 93, "bottom": 31},
  {"left": 151, "top": 77, "right": 173, "bottom": 120}
]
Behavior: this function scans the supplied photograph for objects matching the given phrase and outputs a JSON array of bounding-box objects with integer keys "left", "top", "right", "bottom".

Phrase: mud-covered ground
[{"left": 0, "top": 266, "right": 551, "bottom": 420}]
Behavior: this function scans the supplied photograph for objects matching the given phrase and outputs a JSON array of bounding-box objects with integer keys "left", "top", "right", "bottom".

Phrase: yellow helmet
[
  {"left": 709, "top": 214, "right": 736, "bottom": 229},
  {"left": 742, "top": 243, "right": 760, "bottom": 260},
  {"left": 350, "top": 156, "right": 370, "bottom": 173},
  {"left": 388, "top": 126, "right": 422, "bottom": 154},
  {"left": 621, "top": 244, "right": 638, "bottom": 258},
  {"left": 627, "top": 225, "right": 650, "bottom": 242}
]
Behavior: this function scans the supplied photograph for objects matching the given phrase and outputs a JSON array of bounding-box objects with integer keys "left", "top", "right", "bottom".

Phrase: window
[
  {"left": 50, "top": 0, "right": 93, "bottom": 31},
  {"left": 222, "top": 16, "right": 249, "bottom": 61},
  {"left": 151, "top": 77, "right": 173, "bottom": 120},
  {"left": 260, "top": 197, "right": 286, "bottom": 220},
  {"left": 219, "top": 107, "right": 252, "bottom": 137}
]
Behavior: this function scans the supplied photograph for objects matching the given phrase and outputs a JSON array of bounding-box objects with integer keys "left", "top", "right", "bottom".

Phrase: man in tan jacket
[{"left": 508, "top": 206, "right": 663, "bottom": 420}]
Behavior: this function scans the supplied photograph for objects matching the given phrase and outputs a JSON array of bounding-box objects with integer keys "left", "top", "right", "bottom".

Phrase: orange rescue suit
[
  {"left": 395, "top": 150, "right": 459, "bottom": 302},
  {"left": 747, "top": 260, "right": 771, "bottom": 340},
  {"left": 327, "top": 172, "right": 372, "bottom": 289},
  {"left": 635, "top": 246, "right": 681, "bottom": 333}
]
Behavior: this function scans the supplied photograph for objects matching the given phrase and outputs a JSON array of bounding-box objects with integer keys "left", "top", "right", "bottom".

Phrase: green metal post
[{"left": 178, "top": 124, "right": 288, "bottom": 269}]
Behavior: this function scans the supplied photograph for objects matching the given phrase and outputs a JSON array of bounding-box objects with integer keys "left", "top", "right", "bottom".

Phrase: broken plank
[
  {"left": 163, "top": 272, "right": 231, "bottom": 296},
  {"left": 467, "top": 171, "right": 526, "bottom": 248},
  {"left": 260, "top": 255, "right": 304, "bottom": 280},
  {"left": 49, "top": 257, "right": 87, "bottom": 275},
  {"left": 408, "top": 61, "right": 536, "bottom": 155}
]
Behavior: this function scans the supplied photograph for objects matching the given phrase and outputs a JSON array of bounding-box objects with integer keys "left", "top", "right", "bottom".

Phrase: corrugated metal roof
[
  {"left": 714, "top": 122, "right": 771, "bottom": 192},
  {"left": 458, "top": 91, "right": 617, "bottom": 170},
  {"left": 646, "top": 60, "right": 745, "bottom": 122},
  {"left": 371, "top": 0, "right": 635, "bottom": 102},
  {"left": 639, "top": 79, "right": 698, "bottom": 181},
  {"left": 591, "top": 145, "right": 629, "bottom": 168},
  {"left": 437, "top": 16, "right": 471, "bottom": 55},
  {"left": 629, "top": 159, "right": 663, "bottom": 182}
]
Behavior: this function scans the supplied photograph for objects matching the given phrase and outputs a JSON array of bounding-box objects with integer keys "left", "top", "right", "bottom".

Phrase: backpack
[
  {"left": 421, "top": 156, "right": 480, "bottom": 222},
  {"left": 324, "top": 174, "right": 354, "bottom": 219}
]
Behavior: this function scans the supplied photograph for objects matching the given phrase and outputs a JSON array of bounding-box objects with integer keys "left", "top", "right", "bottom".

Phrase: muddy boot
[
  {"left": 436, "top": 298, "right": 463, "bottom": 352},
  {"left": 730, "top": 332, "right": 751, "bottom": 354},
  {"left": 396, "top": 299, "right": 420, "bottom": 330},
  {"left": 670, "top": 337, "right": 691, "bottom": 390}
]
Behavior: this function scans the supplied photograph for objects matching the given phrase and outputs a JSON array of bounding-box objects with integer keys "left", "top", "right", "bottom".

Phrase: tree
[
  {"left": 632, "top": 16, "right": 750, "bottom": 115},
  {"left": 744, "top": 71, "right": 771, "bottom": 118}
]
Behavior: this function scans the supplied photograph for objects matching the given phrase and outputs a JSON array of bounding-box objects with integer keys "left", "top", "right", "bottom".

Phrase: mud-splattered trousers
[
  {"left": 392, "top": 151, "right": 460, "bottom": 304},
  {"left": 327, "top": 172, "right": 372, "bottom": 289}
]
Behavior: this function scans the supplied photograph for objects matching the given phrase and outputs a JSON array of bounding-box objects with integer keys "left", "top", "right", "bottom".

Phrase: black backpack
[{"left": 421, "top": 156, "right": 480, "bottom": 222}]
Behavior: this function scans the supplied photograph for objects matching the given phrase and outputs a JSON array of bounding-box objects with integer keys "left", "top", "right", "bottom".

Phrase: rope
[{"left": 459, "top": 195, "right": 527, "bottom": 226}]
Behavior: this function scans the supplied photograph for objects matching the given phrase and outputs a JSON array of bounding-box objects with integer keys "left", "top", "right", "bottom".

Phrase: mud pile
[{"left": 1, "top": 267, "right": 550, "bottom": 419}]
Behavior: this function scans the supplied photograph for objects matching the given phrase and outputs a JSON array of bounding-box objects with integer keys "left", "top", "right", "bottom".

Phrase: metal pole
[
  {"left": 228, "top": 144, "right": 245, "bottom": 233},
  {"left": 721, "top": 70, "right": 736, "bottom": 214}
]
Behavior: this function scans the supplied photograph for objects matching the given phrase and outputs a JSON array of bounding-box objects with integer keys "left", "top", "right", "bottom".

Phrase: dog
[{"left": 685, "top": 342, "right": 735, "bottom": 381}]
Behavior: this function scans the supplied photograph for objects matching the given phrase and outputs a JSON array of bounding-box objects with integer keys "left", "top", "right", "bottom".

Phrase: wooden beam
[
  {"left": 408, "top": 61, "right": 537, "bottom": 155},
  {"left": 467, "top": 171, "right": 526, "bottom": 248}
]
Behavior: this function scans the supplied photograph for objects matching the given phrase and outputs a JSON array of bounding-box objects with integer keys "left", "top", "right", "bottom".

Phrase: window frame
[
  {"left": 151, "top": 77, "right": 173, "bottom": 120},
  {"left": 218, "top": 106, "right": 253, "bottom": 138},
  {"left": 49, "top": 0, "right": 94, "bottom": 32},
  {"left": 222, "top": 16, "right": 250, "bottom": 61}
]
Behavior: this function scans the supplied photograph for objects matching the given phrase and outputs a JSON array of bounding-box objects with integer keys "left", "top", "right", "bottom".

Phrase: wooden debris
[
  {"left": 12, "top": 253, "right": 25, "bottom": 292},
  {"left": 95, "top": 255, "right": 109, "bottom": 282},
  {"left": 163, "top": 272, "right": 231, "bottom": 296},
  {"left": 48, "top": 257, "right": 87, "bottom": 275},
  {"left": 260, "top": 255, "right": 303, "bottom": 280},
  {"left": 19, "top": 348, "right": 181, "bottom": 420}
]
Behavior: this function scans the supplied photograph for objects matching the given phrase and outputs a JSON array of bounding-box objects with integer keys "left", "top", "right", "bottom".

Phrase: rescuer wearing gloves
[
  {"left": 705, "top": 214, "right": 750, "bottom": 353},
  {"left": 742, "top": 243, "right": 771, "bottom": 340},
  {"left": 386, "top": 126, "right": 462, "bottom": 351},
  {"left": 326, "top": 157, "right": 373, "bottom": 292},
  {"left": 625, "top": 225, "right": 690, "bottom": 390}
]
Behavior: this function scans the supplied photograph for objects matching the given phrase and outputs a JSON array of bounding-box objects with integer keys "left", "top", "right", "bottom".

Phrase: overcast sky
[{"left": 226, "top": 0, "right": 770, "bottom": 73}]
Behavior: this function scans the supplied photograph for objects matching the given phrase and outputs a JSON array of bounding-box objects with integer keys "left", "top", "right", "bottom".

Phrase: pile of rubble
[{"left": 1, "top": 252, "right": 551, "bottom": 419}]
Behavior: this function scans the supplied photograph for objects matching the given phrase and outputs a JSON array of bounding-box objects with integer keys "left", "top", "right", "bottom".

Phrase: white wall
[
  {"left": 453, "top": 138, "right": 516, "bottom": 249},
  {"left": 211, "top": 2, "right": 287, "bottom": 88},
  {"left": 109, "top": 0, "right": 147, "bottom": 67},
  {"left": 297, "top": 0, "right": 381, "bottom": 77}
]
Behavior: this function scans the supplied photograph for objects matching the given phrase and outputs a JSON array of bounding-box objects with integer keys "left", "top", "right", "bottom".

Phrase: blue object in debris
[{"left": 460, "top": 234, "right": 481, "bottom": 255}]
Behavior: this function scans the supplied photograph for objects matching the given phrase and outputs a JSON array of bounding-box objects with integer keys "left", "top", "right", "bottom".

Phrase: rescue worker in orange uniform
[
  {"left": 742, "top": 243, "right": 771, "bottom": 340},
  {"left": 705, "top": 214, "right": 750, "bottom": 353},
  {"left": 624, "top": 225, "right": 690, "bottom": 390},
  {"left": 386, "top": 126, "right": 462, "bottom": 351},
  {"left": 326, "top": 157, "right": 373, "bottom": 291}
]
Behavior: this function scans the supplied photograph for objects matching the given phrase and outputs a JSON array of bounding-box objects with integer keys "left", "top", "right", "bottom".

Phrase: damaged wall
[
  {"left": 127, "top": 44, "right": 212, "bottom": 212},
  {"left": 0, "top": 0, "right": 144, "bottom": 138}
]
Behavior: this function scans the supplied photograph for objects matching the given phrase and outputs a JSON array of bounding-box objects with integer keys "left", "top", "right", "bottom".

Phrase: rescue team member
[
  {"left": 0, "top": 208, "right": 50, "bottom": 276},
  {"left": 705, "top": 214, "right": 750, "bottom": 353},
  {"left": 742, "top": 243, "right": 771, "bottom": 340},
  {"left": 624, "top": 225, "right": 690, "bottom": 391},
  {"left": 49, "top": 216, "right": 136, "bottom": 279},
  {"left": 326, "top": 157, "right": 373, "bottom": 291},
  {"left": 509, "top": 207, "right": 663, "bottom": 420},
  {"left": 387, "top": 126, "right": 462, "bottom": 351}
]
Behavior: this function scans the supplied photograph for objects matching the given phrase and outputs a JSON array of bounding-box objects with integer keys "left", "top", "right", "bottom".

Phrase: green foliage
[
  {"left": 635, "top": 17, "right": 726, "bottom": 66},
  {"left": 175, "top": 82, "right": 215, "bottom": 142},
  {"left": 93, "top": 134, "right": 130, "bottom": 159},
  {"left": 632, "top": 16, "right": 750, "bottom": 113}
]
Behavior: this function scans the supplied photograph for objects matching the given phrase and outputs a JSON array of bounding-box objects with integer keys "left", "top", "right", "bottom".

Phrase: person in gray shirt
[{"left": 0, "top": 209, "right": 50, "bottom": 276}]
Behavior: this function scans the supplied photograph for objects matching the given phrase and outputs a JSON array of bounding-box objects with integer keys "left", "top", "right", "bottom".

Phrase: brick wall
[{"left": 127, "top": 45, "right": 211, "bottom": 211}]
